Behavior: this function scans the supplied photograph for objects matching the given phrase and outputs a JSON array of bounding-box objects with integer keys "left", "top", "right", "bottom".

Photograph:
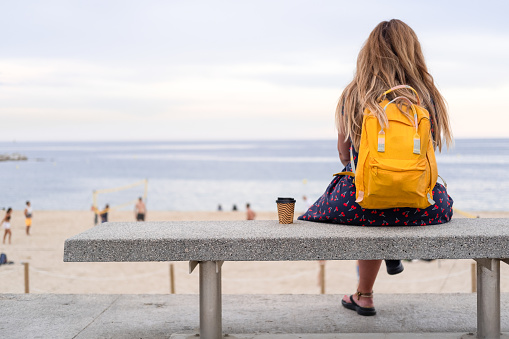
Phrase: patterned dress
[{"left": 298, "top": 149, "right": 453, "bottom": 226}]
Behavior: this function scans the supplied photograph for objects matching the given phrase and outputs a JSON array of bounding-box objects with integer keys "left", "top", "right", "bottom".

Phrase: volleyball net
[{"left": 92, "top": 179, "right": 148, "bottom": 211}]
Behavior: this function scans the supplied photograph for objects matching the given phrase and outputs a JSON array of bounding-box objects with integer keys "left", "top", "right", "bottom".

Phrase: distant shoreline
[{"left": 0, "top": 153, "right": 27, "bottom": 161}]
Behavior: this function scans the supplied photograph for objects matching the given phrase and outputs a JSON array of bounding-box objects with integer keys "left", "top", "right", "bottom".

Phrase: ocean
[{"left": 1, "top": 139, "right": 508, "bottom": 213}]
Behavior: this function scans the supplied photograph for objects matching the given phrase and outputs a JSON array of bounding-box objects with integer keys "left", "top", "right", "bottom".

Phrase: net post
[
  {"left": 22, "top": 262, "right": 29, "bottom": 293},
  {"left": 170, "top": 263, "right": 175, "bottom": 294}
]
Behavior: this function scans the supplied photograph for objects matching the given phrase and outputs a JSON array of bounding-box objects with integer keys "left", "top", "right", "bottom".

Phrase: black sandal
[{"left": 341, "top": 291, "right": 376, "bottom": 316}]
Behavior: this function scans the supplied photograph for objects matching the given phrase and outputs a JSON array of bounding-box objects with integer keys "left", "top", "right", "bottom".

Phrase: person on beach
[
  {"left": 99, "top": 204, "right": 109, "bottom": 223},
  {"left": 134, "top": 197, "right": 146, "bottom": 221},
  {"left": 2, "top": 208, "right": 13, "bottom": 244},
  {"left": 91, "top": 205, "right": 99, "bottom": 225},
  {"left": 24, "top": 201, "right": 33, "bottom": 235},
  {"left": 298, "top": 19, "right": 453, "bottom": 316},
  {"left": 246, "top": 203, "right": 256, "bottom": 220}
]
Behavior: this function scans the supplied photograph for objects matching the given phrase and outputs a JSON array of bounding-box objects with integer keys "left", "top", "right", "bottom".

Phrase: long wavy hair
[{"left": 336, "top": 19, "right": 452, "bottom": 151}]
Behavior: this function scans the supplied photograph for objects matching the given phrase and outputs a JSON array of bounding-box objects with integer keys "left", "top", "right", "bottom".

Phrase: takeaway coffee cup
[{"left": 276, "top": 197, "right": 296, "bottom": 224}]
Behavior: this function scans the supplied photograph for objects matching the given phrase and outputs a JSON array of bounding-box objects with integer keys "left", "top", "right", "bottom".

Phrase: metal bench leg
[
  {"left": 199, "top": 261, "right": 223, "bottom": 339},
  {"left": 476, "top": 258, "right": 501, "bottom": 339}
]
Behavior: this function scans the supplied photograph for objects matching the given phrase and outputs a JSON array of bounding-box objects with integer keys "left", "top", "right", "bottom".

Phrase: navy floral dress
[{"left": 298, "top": 150, "right": 453, "bottom": 226}]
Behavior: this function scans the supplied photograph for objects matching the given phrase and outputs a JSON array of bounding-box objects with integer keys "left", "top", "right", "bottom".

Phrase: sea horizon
[{"left": 1, "top": 138, "right": 508, "bottom": 213}]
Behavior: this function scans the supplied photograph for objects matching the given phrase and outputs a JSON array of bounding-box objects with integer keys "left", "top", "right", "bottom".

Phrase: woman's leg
[{"left": 343, "top": 259, "right": 382, "bottom": 308}]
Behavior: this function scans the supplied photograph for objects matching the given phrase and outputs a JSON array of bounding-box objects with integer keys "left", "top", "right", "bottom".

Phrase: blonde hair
[{"left": 336, "top": 19, "right": 452, "bottom": 151}]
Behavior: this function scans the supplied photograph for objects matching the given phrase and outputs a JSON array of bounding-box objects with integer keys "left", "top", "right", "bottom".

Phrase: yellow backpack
[{"left": 336, "top": 85, "right": 438, "bottom": 209}]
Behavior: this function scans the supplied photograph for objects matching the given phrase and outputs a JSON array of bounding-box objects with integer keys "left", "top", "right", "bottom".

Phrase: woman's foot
[
  {"left": 385, "top": 260, "right": 404, "bottom": 275},
  {"left": 341, "top": 291, "right": 376, "bottom": 316},
  {"left": 342, "top": 292, "right": 374, "bottom": 308}
]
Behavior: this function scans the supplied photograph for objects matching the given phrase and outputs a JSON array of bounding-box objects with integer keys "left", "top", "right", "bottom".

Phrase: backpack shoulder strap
[{"left": 333, "top": 171, "right": 355, "bottom": 177}]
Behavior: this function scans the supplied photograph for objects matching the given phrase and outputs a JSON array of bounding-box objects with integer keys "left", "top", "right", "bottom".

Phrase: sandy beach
[{"left": 1, "top": 209, "right": 508, "bottom": 295}]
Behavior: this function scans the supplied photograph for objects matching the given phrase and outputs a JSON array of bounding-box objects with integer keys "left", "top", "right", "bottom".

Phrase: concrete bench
[{"left": 64, "top": 218, "right": 509, "bottom": 339}]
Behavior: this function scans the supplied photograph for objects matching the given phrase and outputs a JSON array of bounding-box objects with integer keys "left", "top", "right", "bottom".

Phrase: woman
[
  {"left": 298, "top": 19, "right": 453, "bottom": 316},
  {"left": 2, "top": 208, "right": 13, "bottom": 244}
]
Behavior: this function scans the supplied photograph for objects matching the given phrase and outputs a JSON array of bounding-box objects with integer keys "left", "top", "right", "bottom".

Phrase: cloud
[
  {"left": 423, "top": 32, "right": 509, "bottom": 88},
  {"left": 1, "top": 1, "right": 508, "bottom": 141},
  {"left": 445, "top": 85, "right": 509, "bottom": 139},
  {"left": 0, "top": 57, "right": 340, "bottom": 140}
]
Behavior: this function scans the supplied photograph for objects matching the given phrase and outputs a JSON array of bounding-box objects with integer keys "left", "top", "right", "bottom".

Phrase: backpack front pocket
[{"left": 365, "top": 157, "right": 429, "bottom": 208}]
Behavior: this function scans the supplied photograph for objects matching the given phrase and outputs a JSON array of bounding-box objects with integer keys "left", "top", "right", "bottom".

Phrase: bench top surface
[{"left": 63, "top": 218, "right": 509, "bottom": 262}]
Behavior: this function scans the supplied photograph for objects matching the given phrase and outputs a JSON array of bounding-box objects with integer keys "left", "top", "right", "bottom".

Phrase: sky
[{"left": 1, "top": 0, "right": 508, "bottom": 142}]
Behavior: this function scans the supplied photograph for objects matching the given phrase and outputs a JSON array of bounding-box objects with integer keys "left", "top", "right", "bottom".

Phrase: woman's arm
[{"left": 337, "top": 131, "right": 351, "bottom": 166}]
